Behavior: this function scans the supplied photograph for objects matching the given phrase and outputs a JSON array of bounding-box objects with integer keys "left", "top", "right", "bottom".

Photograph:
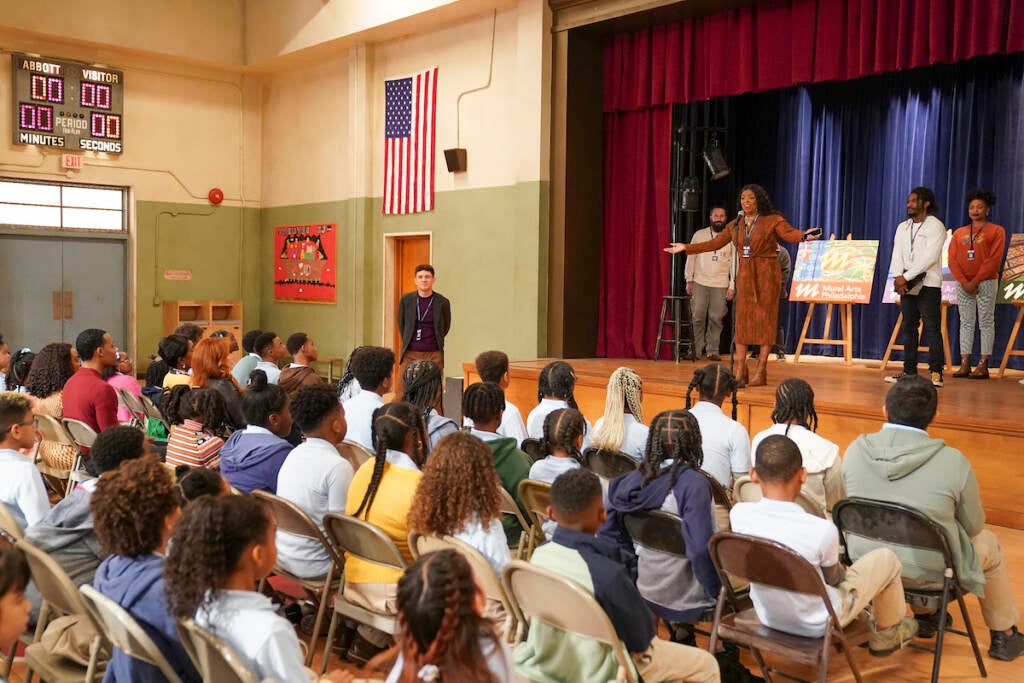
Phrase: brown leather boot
[
  {"left": 969, "top": 356, "right": 990, "bottom": 379},
  {"left": 747, "top": 353, "right": 769, "bottom": 386},
  {"left": 952, "top": 356, "right": 971, "bottom": 378},
  {"left": 733, "top": 359, "right": 749, "bottom": 386}
]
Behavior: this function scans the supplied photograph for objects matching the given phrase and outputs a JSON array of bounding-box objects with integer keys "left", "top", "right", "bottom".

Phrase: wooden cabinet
[{"left": 162, "top": 300, "right": 243, "bottom": 342}]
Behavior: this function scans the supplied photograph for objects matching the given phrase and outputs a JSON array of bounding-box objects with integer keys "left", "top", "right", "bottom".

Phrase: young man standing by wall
[{"left": 395, "top": 264, "right": 451, "bottom": 400}]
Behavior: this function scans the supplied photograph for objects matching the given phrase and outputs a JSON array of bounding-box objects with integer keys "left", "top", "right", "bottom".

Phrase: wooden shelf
[{"left": 163, "top": 300, "right": 244, "bottom": 341}]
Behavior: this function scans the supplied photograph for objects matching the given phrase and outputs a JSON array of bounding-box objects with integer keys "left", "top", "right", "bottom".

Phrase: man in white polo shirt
[{"left": 730, "top": 435, "right": 918, "bottom": 654}]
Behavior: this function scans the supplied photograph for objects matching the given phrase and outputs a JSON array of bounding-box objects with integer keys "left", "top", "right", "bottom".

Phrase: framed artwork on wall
[{"left": 273, "top": 222, "right": 337, "bottom": 303}]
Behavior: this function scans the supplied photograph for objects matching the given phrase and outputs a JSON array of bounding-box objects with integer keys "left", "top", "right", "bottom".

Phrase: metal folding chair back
[
  {"left": 697, "top": 468, "right": 734, "bottom": 509},
  {"left": 62, "top": 417, "right": 98, "bottom": 449},
  {"left": 831, "top": 497, "right": 987, "bottom": 682},
  {"left": 707, "top": 531, "right": 872, "bottom": 683},
  {"left": 335, "top": 440, "right": 374, "bottom": 471},
  {"left": 516, "top": 479, "right": 552, "bottom": 558},
  {"left": 177, "top": 618, "right": 259, "bottom": 683},
  {"left": 622, "top": 509, "right": 687, "bottom": 557},
  {"left": 80, "top": 585, "right": 183, "bottom": 683},
  {"left": 502, "top": 559, "right": 638, "bottom": 683},
  {"left": 0, "top": 503, "right": 24, "bottom": 542},
  {"left": 35, "top": 413, "right": 86, "bottom": 495},
  {"left": 496, "top": 485, "right": 532, "bottom": 560},
  {"left": 520, "top": 438, "right": 545, "bottom": 462},
  {"left": 582, "top": 447, "right": 636, "bottom": 479}
]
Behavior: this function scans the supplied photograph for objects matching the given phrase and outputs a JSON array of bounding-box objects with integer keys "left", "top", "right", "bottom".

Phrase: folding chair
[
  {"left": 497, "top": 485, "right": 533, "bottom": 560},
  {"left": 0, "top": 502, "right": 24, "bottom": 542},
  {"left": 707, "top": 532, "right": 873, "bottom": 683},
  {"left": 16, "top": 540, "right": 108, "bottom": 683},
  {"left": 80, "top": 584, "right": 185, "bottom": 683},
  {"left": 582, "top": 447, "right": 637, "bottom": 480},
  {"left": 335, "top": 440, "right": 374, "bottom": 472},
  {"left": 0, "top": 507, "right": 26, "bottom": 678},
  {"left": 251, "top": 490, "right": 342, "bottom": 666},
  {"left": 62, "top": 417, "right": 98, "bottom": 449},
  {"left": 698, "top": 468, "right": 734, "bottom": 509},
  {"left": 520, "top": 438, "right": 545, "bottom": 462},
  {"left": 733, "top": 475, "right": 822, "bottom": 517},
  {"left": 177, "top": 618, "right": 259, "bottom": 683},
  {"left": 832, "top": 497, "right": 987, "bottom": 682},
  {"left": 502, "top": 559, "right": 639, "bottom": 682},
  {"left": 516, "top": 479, "right": 552, "bottom": 558},
  {"left": 408, "top": 532, "right": 519, "bottom": 642},
  {"left": 140, "top": 394, "right": 170, "bottom": 432},
  {"left": 115, "top": 388, "right": 146, "bottom": 429},
  {"left": 319, "top": 512, "right": 407, "bottom": 674},
  {"left": 34, "top": 413, "right": 84, "bottom": 496}
]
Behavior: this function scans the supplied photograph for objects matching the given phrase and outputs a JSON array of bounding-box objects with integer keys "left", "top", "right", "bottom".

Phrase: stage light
[
  {"left": 681, "top": 176, "right": 700, "bottom": 212},
  {"left": 703, "top": 138, "right": 730, "bottom": 180}
]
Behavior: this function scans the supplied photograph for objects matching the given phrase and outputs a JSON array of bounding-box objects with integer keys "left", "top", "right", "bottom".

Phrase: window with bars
[{"left": 0, "top": 178, "right": 127, "bottom": 232}]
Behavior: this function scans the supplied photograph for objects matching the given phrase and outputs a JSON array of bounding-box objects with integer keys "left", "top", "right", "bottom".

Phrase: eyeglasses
[{"left": 0, "top": 417, "right": 37, "bottom": 437}]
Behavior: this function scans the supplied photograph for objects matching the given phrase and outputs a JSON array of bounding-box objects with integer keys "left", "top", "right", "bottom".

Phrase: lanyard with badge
[
  {"left": 741, "top": 215, "right": 758, "bottom": 258},
  {"left": 967, "top": 222, "right": 984, "bottom": 261},
  {"left": 709, "top": 227, "right": 722, "bottom": 262},
  {"left": 416, "top": 296, "right": 434, "bottom": 341},
  {"left": 908, "top": 219, "right": 924, "bottom": 262}
]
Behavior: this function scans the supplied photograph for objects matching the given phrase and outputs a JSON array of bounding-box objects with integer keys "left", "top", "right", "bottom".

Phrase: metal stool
[{"left": 654, "top": 295, "right": 696, "bottom": 361}]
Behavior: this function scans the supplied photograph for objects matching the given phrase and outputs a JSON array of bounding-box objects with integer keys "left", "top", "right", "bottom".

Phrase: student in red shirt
[
  {"left": 948, "top": 189, "right": 1006, "bottom": 380},
  {"left": 62, "top": 328, "right": 120, "bottom": 434}
]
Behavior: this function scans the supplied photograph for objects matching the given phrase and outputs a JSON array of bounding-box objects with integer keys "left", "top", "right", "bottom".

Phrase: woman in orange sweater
[{"left": 948, "top": 188, "right": 1006, "bottom": 379}]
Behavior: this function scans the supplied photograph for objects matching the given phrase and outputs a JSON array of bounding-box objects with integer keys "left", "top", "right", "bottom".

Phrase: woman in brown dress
[
  {"left": 24, "top": 342, "right": 81, "bottom": 471},
  {"left": 666, "top": 185, "right": 818, "bottom": 386}
]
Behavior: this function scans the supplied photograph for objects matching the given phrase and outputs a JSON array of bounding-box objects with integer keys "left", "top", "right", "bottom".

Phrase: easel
[
  {"left": 793, "top": 235, "right": 855, "bottom": 366},
  {"left": 997, "top": 302, "right": 1024, "bottom": 377},
  {"left": 880, "top": 301, "right": 953, "bottom": 371}
]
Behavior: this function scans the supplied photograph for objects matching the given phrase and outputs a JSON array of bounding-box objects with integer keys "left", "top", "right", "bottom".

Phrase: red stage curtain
[
  {"left": 604, "top": 0, "right": 1024, "bottom": 111},
  {"left": 597, "top": 107, "right": 672, "bottom": 359}
]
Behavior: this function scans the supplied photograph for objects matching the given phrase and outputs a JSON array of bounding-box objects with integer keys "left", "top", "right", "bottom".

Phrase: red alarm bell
[{"left": 208, "top": 187, "right": 224, "bottom": 205}]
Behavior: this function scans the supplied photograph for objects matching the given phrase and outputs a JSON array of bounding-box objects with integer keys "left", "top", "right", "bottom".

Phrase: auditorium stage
[{"left": 463, "top": 357, "right": 1024, "bottom": 530}]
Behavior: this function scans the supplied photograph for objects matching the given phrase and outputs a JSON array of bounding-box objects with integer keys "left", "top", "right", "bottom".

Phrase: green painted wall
[{"left": 135, "top": 201, "right": 261, "bottom": 366}]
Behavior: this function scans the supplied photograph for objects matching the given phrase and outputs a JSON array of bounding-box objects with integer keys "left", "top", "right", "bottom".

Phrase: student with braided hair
[
  {"left": 463, "top": 382, "right": 532, "bottom": 545},
  {"left": 342, "top": 346, "right": 395, "bottom": 451},
  {"left": 750, "top": 378, "right": 842, "bottom": 515},
  {"left": 344, "top": 401, "right": 429, "bottom": 665},
  {"left": 382, "top": 549, "right": 513, "bottom": 682},
  {"left": 464, "top": 351, "right": 528, "bottom": 445},
  {"left": 529, "top": 408, "right": 587, "bottom": 539},
  {"left": 162, "top": 385, "right": 228, "bottom": 469},
  {"left": 684, "top": 363, "right": 750, "bottom": 489},
  {"left": 218, "top": 370, "right": 292, "bottom": 494},
  {"left": 165, "top": 495, "right": 354, "bottom": 683},
  {"left": 525, "top": 360, "right": 591, "bottom": 449},
  {"left": 401, "top": 359, "right": 457, "bottom": 451},
  {"left": 591, "top": 366, "right": 648, "bottom": 460}
]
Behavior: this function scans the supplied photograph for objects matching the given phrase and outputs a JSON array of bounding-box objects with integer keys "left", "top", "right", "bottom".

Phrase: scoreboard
[{"left": 11, "top": 52, "right": 124, "bottom": 154}]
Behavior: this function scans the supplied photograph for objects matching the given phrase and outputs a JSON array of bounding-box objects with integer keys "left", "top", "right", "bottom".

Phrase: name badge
[
  {"left": 416, "top": 328, "right": 422, "bottom": 341},
  {"left": 711, "top": 254, "right": 718, "bottom": 262},
  {"left": 967, "top": 249, "right": 975, "bottom": 261},
  {"left": 742, "top": 245, "right": 751, "bottom": 258}
]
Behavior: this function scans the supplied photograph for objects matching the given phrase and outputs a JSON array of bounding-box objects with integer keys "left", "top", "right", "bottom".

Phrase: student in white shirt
[
  {"left": 529, "top": 408, "right": 586, "bottom": 539},
  {"left": 252, "top": 331, "right": 287, "bottom": 385},
  {"left": 750, "top": 378, "right": 842, "bottom": 515},
  {"left": 165, "top": 495, "right": 353, "bottom": 683},
  {"left": 230, "top": 329, "right": 263, "bottom": 387},
  {"left": 465, "top": 351, "right": 528, "bottom": 445},
  {"left": 590, "top": 366, "right": 648, "bottom": 460},
  {"left": 684, "top": 363, "right": 749, "bottom": 488},
  {"left": 730, "top": 435, "right": 918, "bottom": 654},
  {"left": 0, "top": 392, "right": 49, "bottom": 530},
  {"left": 341, "top": 346, "right": 395, "bottom": 451},
  {"left": 526, "top": 360, "right": 591, "bottom": 449},
  {"left": 400, "top": 359, "right": 458, "bottom": 452},
  {"left": 409, "top": 431, "right": 510, "bottom": 575},
  {"left": 276, "top": 383, "right": 354, "bottom": 579}
]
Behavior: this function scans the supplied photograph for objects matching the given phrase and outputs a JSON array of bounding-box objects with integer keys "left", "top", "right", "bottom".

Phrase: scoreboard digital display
[{"left": 11, "top": 52, "right": 124, "bottom": 154}]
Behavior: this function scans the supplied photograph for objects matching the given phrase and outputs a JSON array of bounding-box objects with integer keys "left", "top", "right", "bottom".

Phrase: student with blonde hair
[{"left": 590, "top": 367, "right": 647, "bottom": 460}]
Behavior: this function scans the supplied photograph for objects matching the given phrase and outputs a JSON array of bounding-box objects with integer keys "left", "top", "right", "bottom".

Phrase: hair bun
[{"left": 248, "top": 369, "right": 268, "bottom": 390}]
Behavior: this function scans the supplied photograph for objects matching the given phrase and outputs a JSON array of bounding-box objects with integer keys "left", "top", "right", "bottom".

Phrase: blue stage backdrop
[{"left": 722, "top": 53, "right": 1024, "bottom": 365}]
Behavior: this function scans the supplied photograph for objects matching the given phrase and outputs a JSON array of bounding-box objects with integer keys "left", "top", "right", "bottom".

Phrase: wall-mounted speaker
[{"left": 444, "top": 148, "right": 467, "bottom": 173}]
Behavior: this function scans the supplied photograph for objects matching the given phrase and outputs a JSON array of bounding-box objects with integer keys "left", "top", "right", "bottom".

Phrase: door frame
[{"left": 382, "top": 231, "right": 432, "bottom": 350}]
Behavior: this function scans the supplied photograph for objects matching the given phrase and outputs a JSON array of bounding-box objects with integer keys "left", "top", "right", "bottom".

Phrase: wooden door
[{"left": 390, "top": 235, "right": 431, "bottom": 354}]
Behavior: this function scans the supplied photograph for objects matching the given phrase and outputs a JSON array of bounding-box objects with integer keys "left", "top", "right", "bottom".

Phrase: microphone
[{"left": 736, "top": 210, "right": 744, "bottom": 223}]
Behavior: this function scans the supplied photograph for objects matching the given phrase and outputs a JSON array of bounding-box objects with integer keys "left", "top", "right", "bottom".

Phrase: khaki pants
[
  {"left": 394, "top": 349, "right": 444, "bottom": 406},
  {"left": 343, "top": 581, "right": 398, "bottom": 647},
  {"left": 632, "top": 637, "right": 720, "bottom": 682},
  {"left": 836, "top": 548, "right": 906, "bottom": 630}
]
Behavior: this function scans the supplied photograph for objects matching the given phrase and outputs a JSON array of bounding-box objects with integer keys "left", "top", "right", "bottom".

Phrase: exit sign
[{"left": 61, "top": 153, "right": 82, "bottom": 169}]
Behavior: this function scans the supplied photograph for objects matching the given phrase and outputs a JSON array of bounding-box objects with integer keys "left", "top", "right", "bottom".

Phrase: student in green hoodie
[
  {"left": 463, "top": 381, "right": 533, "bottom": 545},
  {"left": 842, "top": 375, "right": 1024, "bottom": 662}
]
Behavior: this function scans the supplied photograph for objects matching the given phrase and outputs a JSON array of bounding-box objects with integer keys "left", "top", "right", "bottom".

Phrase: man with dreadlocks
[
  {"left": 750, "top": 378, "right": 842, "bottom": 516},
  {"left": 591, "top": 366, "right": 648, "bottom": 460},
  {"left": 526, "top": 360, "right": 591, "bottom": 450},
  {"left": 402, "top": 359, "right": 458, "bottom": 452},
  {"left": 684, "top": 364, "right": 749, "bottom": 490}
]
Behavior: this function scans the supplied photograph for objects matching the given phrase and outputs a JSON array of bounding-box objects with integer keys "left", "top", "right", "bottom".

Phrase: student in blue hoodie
[
  {"left": 91, "top": 455, "right": 200, "bottom": 683},
  {"left": 219, "top": 370, "right": 293, "bottom": 493}
]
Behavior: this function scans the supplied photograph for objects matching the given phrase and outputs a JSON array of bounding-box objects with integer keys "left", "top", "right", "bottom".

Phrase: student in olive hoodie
[
  {"left": 463, "top": 382, "right": 532, "bottom": 545},
  {"left": 842, "top": 375, "right": 1024, "bottom": 662},
  {"left": 91, "top": 456, "right": 200, "bottom": 683},
  {"left": 219, "top": 370, "right": 293, "bottom": 494},
  {"left": 278, "top": 332, "right": 325, "bottom": 398}
]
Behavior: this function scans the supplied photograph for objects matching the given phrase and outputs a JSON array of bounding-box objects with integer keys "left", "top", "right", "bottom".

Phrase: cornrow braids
[
  {"left": 685, "top": 363, "right": 740, "bottom": 420},
  {"left": 541, "top": 408, "right": 585, "bottom": 465},
  {"left": 639, "top": 410, "right": 703, "bottom": 489},
  {"left": 402, "top": 360, "right": 444, "bottom": 424},
  {"left": 591, "top": 367, "right": 643, "bottom": 452},
  {"left": 536, "top": 361, "right": 579, "bottom": 409},
  {"left": 338, "top": 346, "right": 368, "bottom": 401},
  {"left": 395, "top": 549, "right": 500, "bottom": 683},
  {"left": 355, "top": 402, "right": 428, "bottom": 519},
  {"left": 461, "top": 382, "right": 505, "bottom": 424},
  {"left": 771, "top": 377, "right": 818, "bottom": 433}
]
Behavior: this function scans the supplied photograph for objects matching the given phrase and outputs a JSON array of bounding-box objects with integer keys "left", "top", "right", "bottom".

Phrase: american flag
[{"left": 383, "top": 67, "right": 437, "bottom": 214}]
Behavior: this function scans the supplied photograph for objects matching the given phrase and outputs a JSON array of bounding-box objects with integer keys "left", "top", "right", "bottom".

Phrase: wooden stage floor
[{"left": 465, "top": 356, "right": 1024, "bottom": 530}]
